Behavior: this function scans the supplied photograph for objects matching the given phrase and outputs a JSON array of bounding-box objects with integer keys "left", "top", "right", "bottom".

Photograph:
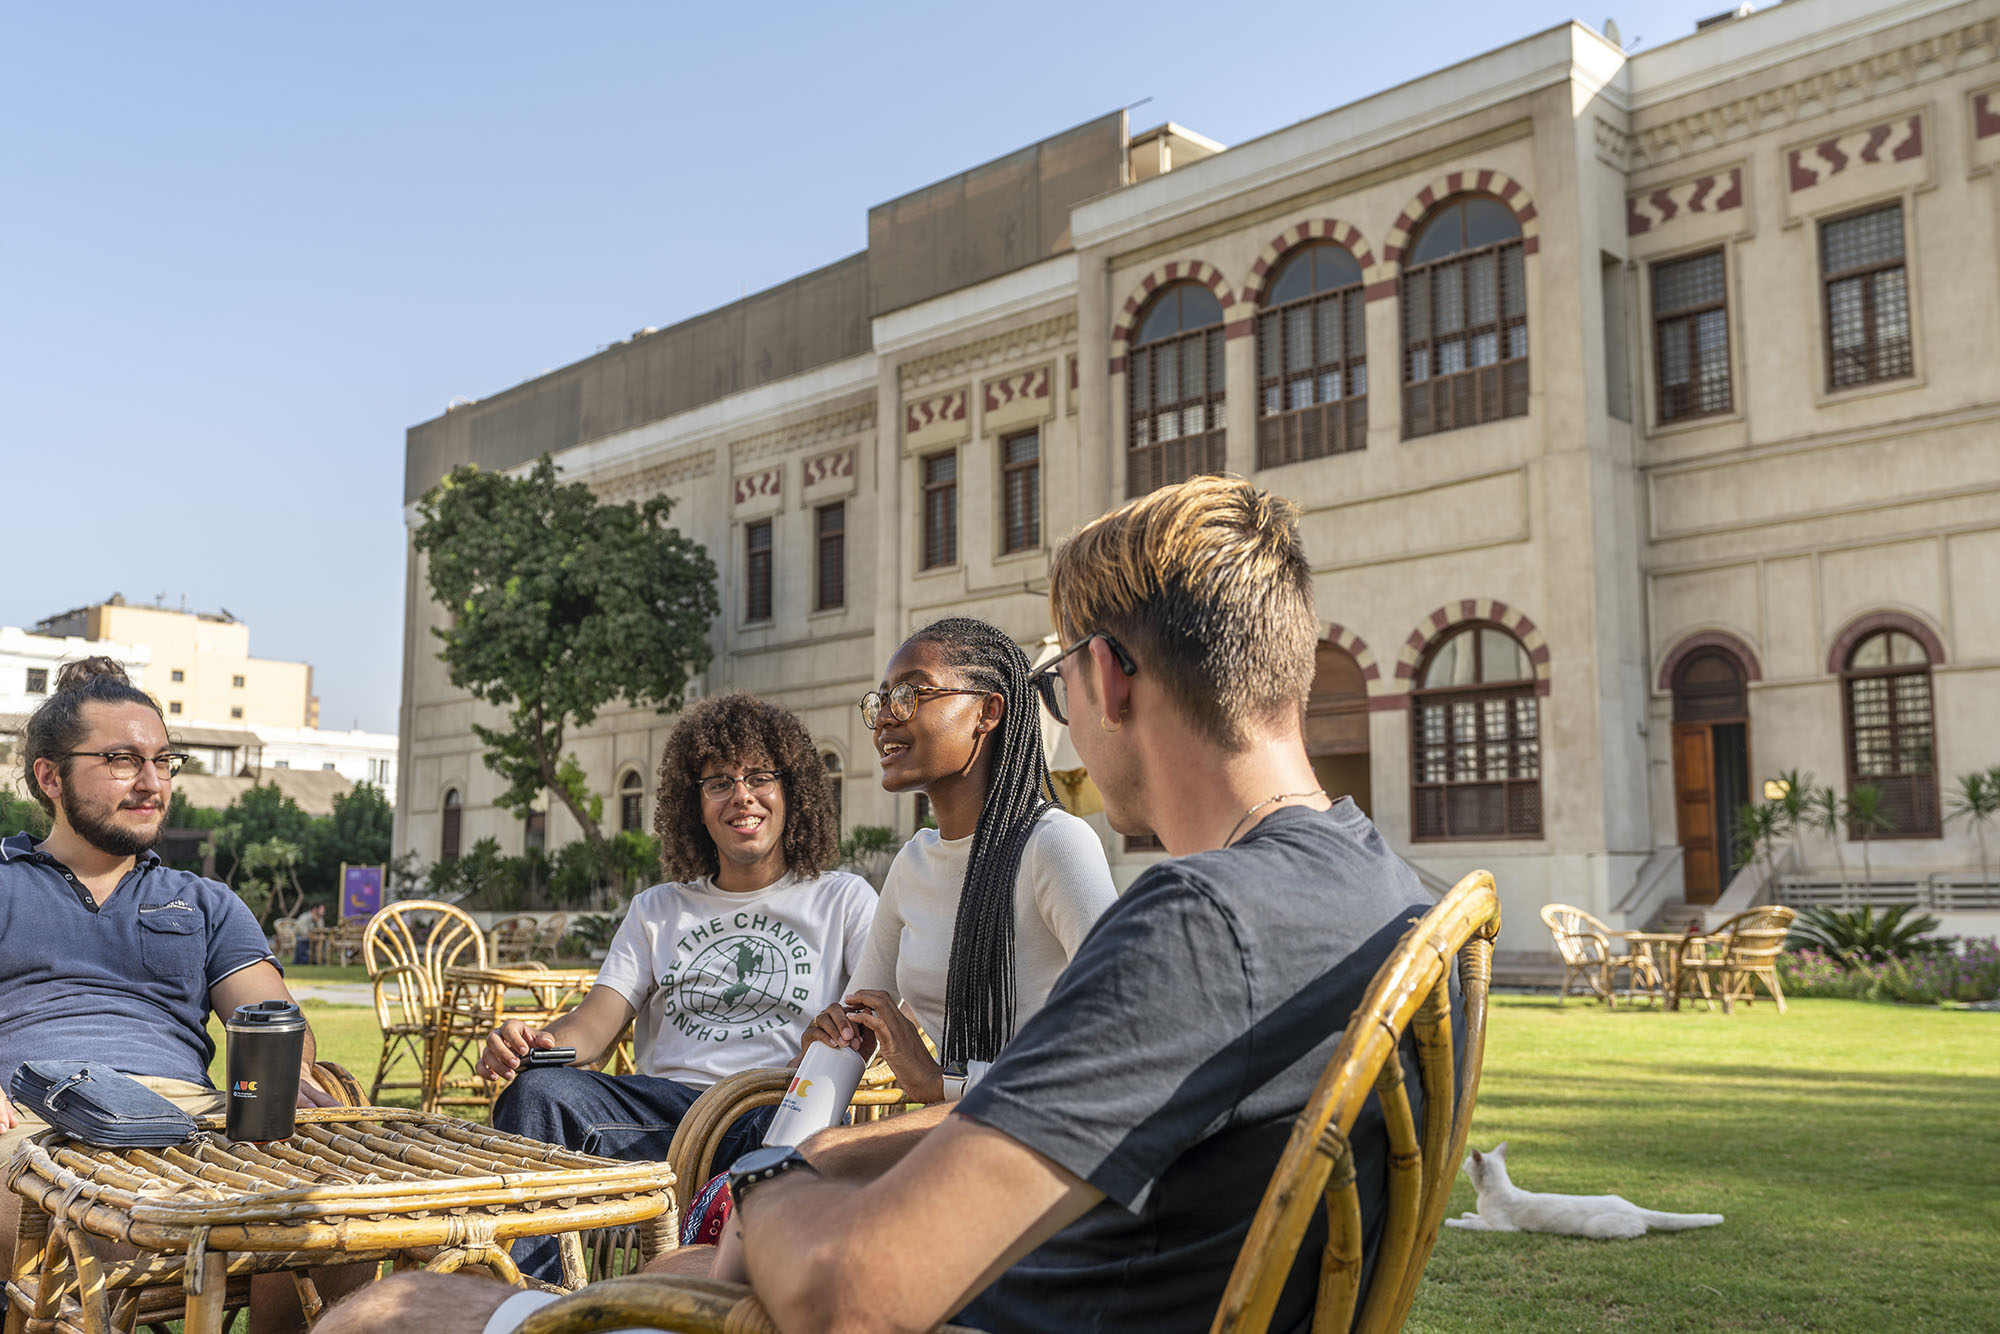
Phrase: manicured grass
[
  {"left": 1409, "top": 996, "right": 2000, "bottom": 1333},
  {"left": 210, "top": 996, "right": 1998, "bottom": 1330},
  {"left": 278, "top": 964, "right": 369, "bottom": 985}
]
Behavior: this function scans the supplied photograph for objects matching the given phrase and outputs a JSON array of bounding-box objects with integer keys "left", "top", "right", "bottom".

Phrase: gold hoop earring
[{"left": 1098, "top": 713, "right": 1122, "bottom": 733}]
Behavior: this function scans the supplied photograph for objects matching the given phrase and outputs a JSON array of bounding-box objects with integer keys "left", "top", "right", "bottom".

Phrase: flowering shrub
[{"left": 1778, "top": 938, "right": 2000, "bottom": 1004}]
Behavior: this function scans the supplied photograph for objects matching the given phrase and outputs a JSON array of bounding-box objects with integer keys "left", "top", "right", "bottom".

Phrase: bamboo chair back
[
  {"left": 1212, "top": 870, "right": 1500, "bottom": 1334},
  {"left": 534, "top": 912, "right": 569, "bottom": 962},
  {"left": 1538, "top": 903, "right": 1612, "bottom": 968},
  {"left": 1686, "top": 905, "right": 1796, "bottom": 1013},
  {"left": 274, "top": 917, "right": 299, "bottom": 958},
  {"left": 490, "top": 914, "right": 539, "bottom": 964},
  {"left": 663, "top": 1066, "right": 915, "bottom": 1214},
  {"left": 364, "top": 899, "right": 487, "bottom": 1007}
]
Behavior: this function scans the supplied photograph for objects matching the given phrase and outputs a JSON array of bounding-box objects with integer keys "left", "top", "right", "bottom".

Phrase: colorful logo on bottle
[{"left": 232, "top": 1079, "right": 258, "bottom": 1097}]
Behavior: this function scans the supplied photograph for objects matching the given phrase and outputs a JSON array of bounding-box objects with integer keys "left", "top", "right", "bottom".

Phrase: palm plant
[
  {"left": 1841, "top": 784, "right": 1897, "bottom": 890},
  {"left": 1788, "top": 904, "right": 1941, "bottom": 964},
  {"left": 1945, "top": 769, "right": 2000, "bottom": 888},
  {"left": 1804, "top": 785, "right": 1849, "bottom": 889},
  {"left": 1732, "top": 801, "right": 1783, "bottom": 883},
  {"left": 1771, "top": 769, "right": 1815, "bottom": 866}
]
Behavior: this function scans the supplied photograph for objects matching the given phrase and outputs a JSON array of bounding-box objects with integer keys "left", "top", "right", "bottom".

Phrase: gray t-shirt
[{"left": 955, "top": 801, "right": 1448, "bottom": 1334}]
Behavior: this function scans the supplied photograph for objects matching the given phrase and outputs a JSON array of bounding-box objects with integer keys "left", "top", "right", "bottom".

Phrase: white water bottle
[{"left": 762, "top": 1042, "right": 866, "bottom": 1148}]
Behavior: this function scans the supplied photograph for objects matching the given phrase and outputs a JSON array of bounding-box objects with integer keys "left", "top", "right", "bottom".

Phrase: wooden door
[{"left": 1673, "top": 723, "right": 1720, "bottom": 903}]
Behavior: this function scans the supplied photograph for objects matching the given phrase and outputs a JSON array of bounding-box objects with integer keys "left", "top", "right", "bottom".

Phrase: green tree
[
  {"left": 303, "top": 782, "right": 395, "bottom": 894},
  {"left": 414, "top": 456, "right": 717, "bottom": 873},
  {"left": 0, "top": 788, "right": 51, "bottom": 839},
  {"left": 1842, "top": 784, "right": 1897, "bottom": 890},
  {"left": 237, "top": 838, "right": 307, "bottom": 924},
  {"left": 1944, "top": 769, "right": 2000, "bottom": 888}
]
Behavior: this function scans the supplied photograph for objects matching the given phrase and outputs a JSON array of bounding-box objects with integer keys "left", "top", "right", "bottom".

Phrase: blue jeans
[{"left": 491, "top": 1066, "right": 775, "bottom": 1283}]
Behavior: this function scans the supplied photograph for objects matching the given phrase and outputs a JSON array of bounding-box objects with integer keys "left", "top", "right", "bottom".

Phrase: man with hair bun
[
  {"left": 0, "top": 656, "right": 347, "bottom": 1330},
  {"left": 318, "top": 476, "right": 1446, "bottom": 1334},
  {"left": 475, "top": 691, "right": 876, "bottom": 1284}
]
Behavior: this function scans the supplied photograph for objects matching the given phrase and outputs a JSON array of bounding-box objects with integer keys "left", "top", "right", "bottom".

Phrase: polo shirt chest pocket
[{"left": 137, "top": 908, "right": 205, "bottom": 980}]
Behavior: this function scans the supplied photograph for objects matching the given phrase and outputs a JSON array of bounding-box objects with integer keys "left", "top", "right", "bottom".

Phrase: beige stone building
[
  {"left": 37, "top": 597, "right": 318, "bottom": 731},
  {"left": 396, "top": 0, "right": 2000, "bottom": 957}
]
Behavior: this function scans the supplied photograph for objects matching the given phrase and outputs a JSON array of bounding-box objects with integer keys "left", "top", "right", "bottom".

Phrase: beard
[{"left": 60, "top": 786, "right": 164, "bottom": 858}]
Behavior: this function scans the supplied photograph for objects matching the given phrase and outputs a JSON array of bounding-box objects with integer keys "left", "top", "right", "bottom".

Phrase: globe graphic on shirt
[{"left": 681, "top": 934, "right": 791, "bottom": 1026}]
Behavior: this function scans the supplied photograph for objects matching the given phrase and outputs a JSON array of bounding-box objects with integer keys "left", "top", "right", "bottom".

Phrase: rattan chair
[
  {"left": 1677, "top": 905, "right": 1796, "bottom": 1014},
  {"left": 508, "top": 870, "right": 1501, "bottom": 1334},
  {"left": 1539, "top": 903, "right": 1660, "bottom": 1007},
  {"left": 532, "top": 913, "right": 569, "bottom": 963},
  {"left": 661, "top": 1063, "right": 914, "bottom": 1216},
  {"left": 363, "top": 899, "right": 488, "bottom": 1104},
  {"left": 490, "top": 915, "right": 540, "bottom": 965},
  {"left": 273, "top": 917, "right": 299, "bottom": 962}
]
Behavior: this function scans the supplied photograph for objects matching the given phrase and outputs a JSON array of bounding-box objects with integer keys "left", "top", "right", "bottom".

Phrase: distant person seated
[
  {"left": 292, "top": 901, "right": 326, "bottom": 965},
  {"left": 320, "top": 476, "right": 1452, "bottom": 1334},
  {"left": 476, "top": 692, "right": 877, "bottom": 1284},
  {"left": 0, "top": 658, "right": 352, "bottom": 1333}
]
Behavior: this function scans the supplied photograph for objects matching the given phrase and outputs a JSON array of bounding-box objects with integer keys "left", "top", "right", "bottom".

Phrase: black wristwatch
[{"left": 727, "top": 1144, "right": 819, "bottom": 1206}]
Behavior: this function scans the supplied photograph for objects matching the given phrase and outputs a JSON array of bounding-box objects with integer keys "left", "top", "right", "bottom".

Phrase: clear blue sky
[{"left": 2, "top": 1, "right": 1732, "bottom": 733}]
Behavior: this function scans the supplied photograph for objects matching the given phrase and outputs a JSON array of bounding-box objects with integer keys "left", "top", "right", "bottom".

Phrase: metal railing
[{"left": 1772, "top": 873, "right": 2000, "bottom": 913}]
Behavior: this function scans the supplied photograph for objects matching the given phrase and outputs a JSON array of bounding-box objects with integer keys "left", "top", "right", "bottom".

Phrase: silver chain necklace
[{"left": 1221, "top": 789, "right": 1328, "bottom": 849}]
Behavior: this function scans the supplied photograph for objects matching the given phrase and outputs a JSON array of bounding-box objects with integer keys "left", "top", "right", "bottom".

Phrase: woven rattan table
[
  {"left": 1615, "top": 931, "right": 1711, "bottom": 1010},
  {"left": 4, "top": 1107, "right": 676, "bottom": 1334}
]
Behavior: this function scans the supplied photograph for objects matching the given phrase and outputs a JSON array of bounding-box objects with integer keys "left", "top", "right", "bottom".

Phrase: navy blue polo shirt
[{"left": 0, "top": 832, "right": 278, "bottom": 1089}]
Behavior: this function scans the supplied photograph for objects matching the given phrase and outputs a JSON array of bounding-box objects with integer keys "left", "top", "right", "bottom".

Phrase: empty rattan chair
[
  {"left": 363, "top": 899, "right": 488, "bottom": 1104},
  {"left": 489, "top": 914, "right": 540, "bottom": 965},
  {"left": 1678, "top": 905, "right": 1796, "bottom": 1014},
  {"left": 506, "top": 870, "right": 1501, "bottom": 1334},
  {"left": 532, "top": 912, "right": 569, "bottom": 963},
  {"left": 1539, "top": 903, "right": 1660, "bottom": 1007}
]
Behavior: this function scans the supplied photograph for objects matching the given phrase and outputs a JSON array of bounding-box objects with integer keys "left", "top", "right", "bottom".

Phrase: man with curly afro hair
[{"left": 477, "top": 693, "right": 876, "bottom": 1284}]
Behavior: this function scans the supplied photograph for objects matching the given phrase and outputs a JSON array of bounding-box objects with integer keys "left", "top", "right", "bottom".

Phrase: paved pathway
[{"left": 289, "top": 982, "right": 374, "bottom": 1006}]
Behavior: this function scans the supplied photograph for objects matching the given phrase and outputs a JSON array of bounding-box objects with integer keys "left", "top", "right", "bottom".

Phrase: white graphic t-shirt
[{"left": 592, "top": 869, "right": 877, "bottom": 1088}]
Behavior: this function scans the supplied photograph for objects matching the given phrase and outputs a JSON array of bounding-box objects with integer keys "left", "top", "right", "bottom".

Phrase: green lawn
[
  {"left": 1410, "top": 996, "right": 2000, "bottom": 1333},
  {"left": 215, "top": 995, "right": 1999, "bottom": 1331}
]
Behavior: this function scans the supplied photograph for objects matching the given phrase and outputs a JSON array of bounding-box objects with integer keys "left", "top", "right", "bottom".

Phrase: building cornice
[
  {"left": 1628, "top": 12, "right": 2000, "bottom": 171},
  {"left": 588, "top": 449, "right": 718, "bottom": 505},
  {"left": 728, "top": 403, "right": 876, "bottom": 465},
  {"left": 897, "top": 313, "right": 1077, "bottom": 393}
]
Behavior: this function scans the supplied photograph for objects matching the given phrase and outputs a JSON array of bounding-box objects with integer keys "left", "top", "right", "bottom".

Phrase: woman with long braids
[{"left": 806, "top": 615, "right": 1118, "bottom": 1103}]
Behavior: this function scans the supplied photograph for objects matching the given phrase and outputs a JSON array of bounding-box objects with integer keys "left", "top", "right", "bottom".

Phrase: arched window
[
  {"left": 618, "top": 770, "right": 645, "bottom": 833},
  {"left": 1411, "top": 624, "right": 1541, "bottom": 840},
  {"left": 822, "top": 751, "right": 843, "bottom": 830},
  {"left": 441, "top": 788, "right": 462, "bottom": 863},
  {"left": 1257, "top": 242, "right": 1367, "bottom": 467},
  {"left": 1127, "top": 281, "right": 1225, "bottom": 497},
  {"left": 1401, "top": 196, "right": 1528, "bottom": 438},
  {"left": 1842, "top": 628, "right": 1939, "bottom": 838}
]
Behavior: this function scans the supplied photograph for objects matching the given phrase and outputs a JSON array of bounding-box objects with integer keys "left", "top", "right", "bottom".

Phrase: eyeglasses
[
  {"left": 858, "top": 683, "right": 990, "bottom": 729},
  {"left": 1030, "top": 633, "right": 1138, "bottom": 726},
  {"left": 64, "top": 751, "right": 192, "bottom": 780},
  {"left": 694, "top": 769, "right": 786, "bottom": 801}
]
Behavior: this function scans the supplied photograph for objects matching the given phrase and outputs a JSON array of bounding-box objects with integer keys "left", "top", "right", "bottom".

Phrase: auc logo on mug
[{"left": 232, "top": 1079, "right": 259, "bottom": 1097}]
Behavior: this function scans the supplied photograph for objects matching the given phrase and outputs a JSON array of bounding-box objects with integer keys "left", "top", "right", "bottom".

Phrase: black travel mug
[{"left": 225, "top": 1000, "right": 308, "bottom": 1141}]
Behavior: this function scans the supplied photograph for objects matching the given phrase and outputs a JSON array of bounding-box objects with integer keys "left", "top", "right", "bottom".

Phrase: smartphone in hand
[{"left": 524, "top": 1047, "right": 578, "bottom": 1067}]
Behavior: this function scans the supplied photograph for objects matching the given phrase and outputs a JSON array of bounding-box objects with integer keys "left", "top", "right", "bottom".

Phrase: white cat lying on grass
[{"left": 1444, "top": 1142, "right": 1724, "bottom": 1240}]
